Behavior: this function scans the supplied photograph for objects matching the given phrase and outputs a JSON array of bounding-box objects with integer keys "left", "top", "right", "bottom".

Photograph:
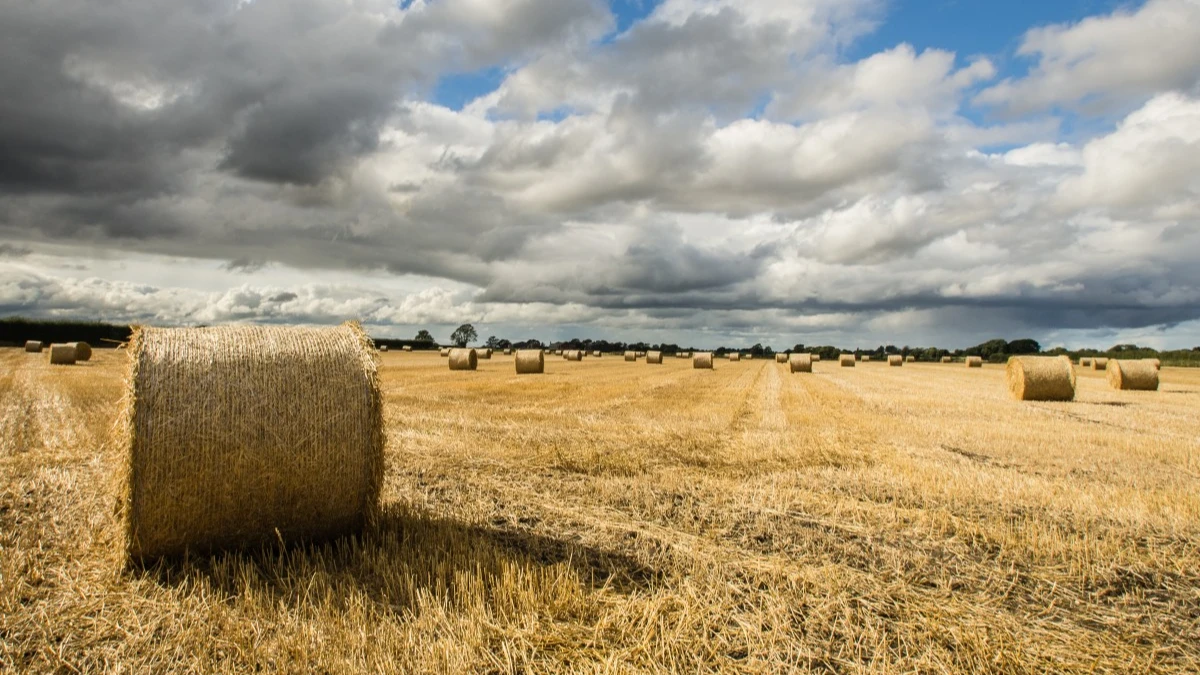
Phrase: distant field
[{"left": 2, "top": 349, "right": 1199, "bottom": 673}]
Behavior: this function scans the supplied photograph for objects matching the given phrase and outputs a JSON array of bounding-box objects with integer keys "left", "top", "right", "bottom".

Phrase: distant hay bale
[
  {"left": 477, "top": 348, "right": 493, "bottom": 360},
  {"left": 775, "top": 353, "right": 787, "bottom": 363},
  {"left": 811, "top": 354, "right": 820, "bottom": 362},
  {"left": 439, "top": 348, "right": 450, "bottom": 357},
  {"left": 941, "top": 356, "right": 952, "bottom": 363},
  {"left": 744, "top": 354, "right": 752, "bottom": 360},
  {"left": 789, "top": 353, "right": 812, "bottom": 373},
  {"left": 69, "top": 342, "right": 92, "bottom": 361},
  {"left": 24, "top": 340, "right": 42, "bottom": 353},
  {"left": 693, "top": 352, "right": 714, "bottom": 369},
  {"left": 966, "top": 356, "right": 983, "bottom": 368},
  {"left": 636, "top": 351, "right": 646, "bottom": 358},
  {"left": 592, "top": 350, "right": 601, "bottom": 357},
  {"left": 117, "top": 323, "right": 382, "bottom": 560},
  {"left": 564, "top": 350, "right": 582, "bottom": 361},
  {"left": 1080, "top": 357, "right": 1092, "bottom": 367},
  {"left": 449, "top": 348, "right": 478, "bottom": 371},
  {"left": 49, "top": 344, "right": 77, "bottom": 365},
  {"left": 1006, "top": 355, "right": 1076, "bottom": 401},
  {"left": 402, "top": 345, "right": 412, "bottom": 352},
  {"left": 1091, "top": 357, "right": 1108, "bottom": 371},
  {"left": 624, "top": 351, "right": 636, "bottom": 362},
  {"left": 515, "top": 349, "right": 544, "bottom": 374},
  {"left": 906, "top": 355, "right": 915, "bottom": 362},
  {"left": 503, "top": 348, "right": 512, "bottom": 355},
  {"left": 861, "top": 356, "right": 871, "bottom": 363},
  {"left": 1107, "top": 359, "right": 1159, "bottom": 391},
  {"left": 888, "top": 355, "right": 903, "bottom": 367},
  {"left": 554, "top": 350, "right": 563, "bottom": 356},
  {"left": 379, "top": 345, "right": 389, "bottom": 352},
  {"left": 839, "top": 354, "right": 855, "bottom": 367},
  {"left": 646, "top": 351, "right": 663, "bottom": 364},
  {"left": 727, "top": 353, "right": 741, "bottom": 361}
]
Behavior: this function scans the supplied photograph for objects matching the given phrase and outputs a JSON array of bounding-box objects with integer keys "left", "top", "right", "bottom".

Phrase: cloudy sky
[{"left": 2, "top": 0, "right": 1199, "bottom": 349}]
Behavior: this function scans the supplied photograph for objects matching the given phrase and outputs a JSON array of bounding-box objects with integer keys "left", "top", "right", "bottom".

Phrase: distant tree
[
  {"left": 1007, "top": 339, "right": 1040, "bottom": 354},
  {"left": 450, "top": 324, "right": 477, "bottom": 348},
  {"left": 485, "top": 335, "right": 501, "bottom": 349},
  {"left": 414, "top": 329, "right": 434, "bottom": 343},
  {"left": 750, "top": 343, "right": 765, "bottom": 357}
]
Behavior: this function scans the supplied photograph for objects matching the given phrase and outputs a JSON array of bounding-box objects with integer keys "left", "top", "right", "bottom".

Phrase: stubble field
[{"left": 2, "top": 348, "right": 1199, "bottom": 673}]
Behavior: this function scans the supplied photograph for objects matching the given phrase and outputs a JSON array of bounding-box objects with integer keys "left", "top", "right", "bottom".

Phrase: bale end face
[
  {"left": 449, "top": 348, "right": 478, "bottom": 370},
  {"left": 119, "top": 322, "right": 383, "bottom": 561},
  {"left": 693, "top": 352, "right": 714, "bottom": 369},
  {"left": 69, "top": 342, "right": 93, "bottom": 361},
  {"left": 789, "top": 354, "right": 812, "bottom": 373},
  {"left": 515, "top": 349, "right": 544, "bottom": 374},
  {"left": 1107, "top": 359, "right": 1159, "bottom": 391},
  {"left": 1006, "top": 355, "right": 1076, "bottom": 401}
]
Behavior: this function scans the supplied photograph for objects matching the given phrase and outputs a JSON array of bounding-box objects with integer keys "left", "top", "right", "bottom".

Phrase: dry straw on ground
[
  {"left": 1091, "top": 357, "right": 1108, "bottom": 371},
  {"left": 24, "top": 340, "right": 42, "bottom": 352},
  {"left": 788, "top": 353, "right": 812, "bottom": 373},
  {"left": 888, "top": 355, "right": 903, "bottom": 367},
  {"left": 693, "top": 352, "right": 713, "bottom": 369},
  {"left": 646, "top": 351, "right": 663, "bottom": 364},
  {"left": 514, "top": 349, "right": 544, "bottom": 375},
  {"left": 728, "top": 353, "right": 741, "bottom": 362},
  {"left": 966, "top": 356, "right": 983, "bottom": 368},
  {"left": 69, "top": 342, "right": 92, "bottom": 361},
  {"left": 116, "top": 322, "right": 383, "bottom": 561},
  {"left": 48, "top": 344, "right": 76, "bottom": 365},
  {"left": 1006, "top": 355, "right": 1076, "bottom": 401},
  {"left": 839, "top": 354, "right": 855, "bottom": 367},
  {"left": 449, "top": 349, "right": 478, "bottom": 371},
  {"left": 624, "top": 351, "right": 636, "bottom": 362},
  {"left": 1107, "top": 359, "right": 1159, "bottom": 391}
]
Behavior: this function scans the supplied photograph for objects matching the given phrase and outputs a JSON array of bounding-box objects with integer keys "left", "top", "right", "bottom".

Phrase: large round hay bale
[
  {"left": 624, "top": 351, "right": 637, "bottom": 362},
  {"left": 1107, "top": 359, "right": 1159, "bottom": 391},
  {"left": 646, "top": 350, "right": 663, "bottom": 364},
  {"left": 941, "top": 356, "right": 952, "bottom": 363},
  {"left": 905, "top": 355, "right": 915, "bottom": 363},
  {"left": 24, "top": 340, "right": 43, "bottom": 353},
  {"left": 693, "top": 352, "right": 714, "bottom": 369},
  {"left": 727, "top": 353, "right": 741, "bottom": 362},
  {"left": 476, "top": 348, "right": 493, "bottom": 359},
  {"left": 48, "top": 344, "right": 77, "bottom": 365},
  {"left": 564, "top": 350, "right": 582, "bottom": 361},
  {"left": 1080, "top": 357, "right": 1092, "bottom": 367},
  {"left": 515, "top": 349, "right": 544, "bottom": 374},
  {"left": 789, "top": 353, "right": 812, "bottom": 373},
  {"left": 965, "top": 356, "right": 983, "bottom": 368},
  {"left": 69, "top": 342, "right": 93, "bottom": 361},
  {"left": 888, "top": 355, "right": 903, "bottom": 367},
  {"left": 1006, "top": 355, "right": 1076, "bottom": 401},
  {"left": 1091, "top": 357, "right": 1108, "bottom": 371},
  {"left": 439, "top": 348, "right": 450, "bottom": 357},
  {"left": 117, "top": 323, "right": 382, "bottom": 560},
  {"left": 449, "top": 348, "right": 478, "bottom": 371},
  {"left": 775, "top": 353, "right": 787, "bottom": 363},
  {"left": 839, "top": 354, "right": 855, "bottom": 367}
]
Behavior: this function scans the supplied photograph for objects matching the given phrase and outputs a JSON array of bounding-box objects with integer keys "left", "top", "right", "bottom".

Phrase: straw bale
[
  {"left": 693, "top": 352, "right": 714, "bottom": 369},
  {"left": 646, "top": 351, "right": 663, "bottom": 364},
  {"left": 727, "top": 353, "right": 741, "bottom": 361},
  {"left": 476, "top": 348, "right": 492, "bottom": 359},
  {"left": 439, "top": 348, "right": 450, "bottom": 357},
  {"left": 117, "top": 322, "right": 383, "bottom": 560},
  {"left": 839, "top": 354, "right": 855, "bottom": 367},
  {"left": 789, "top": 353, "right": 812, "bottom": 373},
  {"left": 24, "top": 340, "right": 42, "bottom": 352},
  {"left": 515, "top": 349, "right": 544, "bottom": 374},
  {"left": 941, "top": 356, "right": 952, "bottom": 363},
  {"left": 564, "top": 350, "right": 582, "bottom": 361},
  {"left": 402, "top": 345, "right": 411, "bottom": 352},
  {"left": 888, "top": 355, "right": 903, "bottom": 367},
  {"left": 1091, "top": 357, "right": 1108, "bottom": 371},
  {"left": 1107, "top": 359, "right": 1159, "bottom": 391},
  {"left": 966, "top": 356, "right": 983, "bottom": 368},
  {"left": 449, "top": 348, "right": 478, "bottom": 371},
  {"left": 554, "top": 350, "right": 563, "bottom": 355},
  {"left": 592, "top": 350, "right": 601, "bottom": 357},
  {"left": 1006, "top": 355, "right": 1076, "bottom": 401},
  {"left": 744, "top": 354, "right": 752, "bottom": 360},
  {"left": 1145, "top": 358, "right": 1161, "bottom": 370},
  {"left": 379, "top": 345, "right": 389, "bottom": 352},
  {"left": 69, "top": 342, "right": 93, "bottom": 361},
  {"left": 624, "top": 351, "right": 637, "bottom": 362},
  {"left": 811, "top": 354, "right": 820, "bottom": 362},
  {"left": 503, "top": 348, "right": 512, "bottom": 355},
  {"left": 906, "top": 355, "right": 915, "bottom": 362},
  {"left": 49, "top": 344, "right": 76, "bottom": 365},
  {"left": 775, "top": 353, "right": 787, "bottom": 363},
  {"left": 861, "top": 356, "right": 870, "bottom": 363},
  {"left": 636, "top": 351, "right": 646, "bottom": 357},
  {"left": 1080, "top": 357, "right": 1092, "bottom": 367}
]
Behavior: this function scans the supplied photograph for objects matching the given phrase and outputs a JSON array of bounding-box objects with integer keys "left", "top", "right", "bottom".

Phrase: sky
[{"left": 2, "top": 0, "right": 1200, "bottom": 350}]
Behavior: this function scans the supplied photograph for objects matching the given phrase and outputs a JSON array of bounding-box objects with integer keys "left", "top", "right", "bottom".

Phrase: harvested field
[{"left": 2, "top": 349, "right": 1199, "bottom": 673}]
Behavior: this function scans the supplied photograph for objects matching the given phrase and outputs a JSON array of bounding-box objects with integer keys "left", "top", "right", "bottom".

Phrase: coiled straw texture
[
  {"left": 1006, "top": 355, "right": 1076, "bottom": 401},
  {"left": 1107, "top": 359, "right": 1159, "bottom": 391}
]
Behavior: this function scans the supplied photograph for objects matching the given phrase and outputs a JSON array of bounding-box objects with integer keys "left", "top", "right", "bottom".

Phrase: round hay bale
[
  {"left": 624, "top": 351, "right": 637, "bottom": 362},
  {"left": 503, "top": 348, "right": 512, "bottom": 355},
  {"left": 1080, "top": 357, "right": 1092, "bottom": 367},
  {"left": 449, "top": 348, "right": 478, "bottom": 371},
  {"left": 554, "top": 349, "right": 563, "bottom": 356},
  {"left": 727, "top": 353, "right": 741, "bottom": 362},
  {"left": 379, "top": 345, "right": 389, "bottom": 352},
  {"left": 965, "top": 356, "right": 983, "bottom": 368},
  {"left": 839, "top": 354, "right": 855, "bottom": 367},
  {"left": 693, "top": 352, "right": 714, "bottom": 369},
  {"left": 888, "top": 355, "right": 903, "bottom": 367},
  {"left": 564, "top": 350, "right": 583, "bottom": 361},
  {"left": 811, "top": 354, "right": 820, "bottom": 362},
  {"left": 646, "top": 351, "right": 663, "bottom": 364},
  {"left": 476, "top": 348, "right": 493, "bottom": 359},
  {"left": 1007, "top": 355, "right": 1076, "bottom": 401},
  {"left": 117, "top": 323, "right": 382, "bottom": 560},
  {"left": 906, "top": 355, "right": 915, "bottom": 362},
  {"left": 744, "top": 354, "right": 753, "bottom": 360},
  {"left": 1107, "top": 359, "right": 1159, "bottom": 391},
  {"left": 515, "top": 349, "right": 544, "bottom": 374},
  {"left": 1091, "top": 357, "right": 1108, "bottom": 371},
  {"left": 592, "top": 350, "right": 601, "bottom": 357},
  {"left": 48, "top": 343, "right": 77, "bottom": 365},
  {"left": 24, "top": 340, "right": 43, "bottom": 353},
  {"left": 439, "top": 348, "right": 450, "bottom": 357},
  {"left": 789, "top": 353, "right": 812, "bottom": 373},
  {"left": 402, "top": 345, "right": 412, "bottom": 352},
  {"left": 861, "top": 356, "right": 871, "bottom": 363},
  {"left": 941, "top": 356, "right": 952, "bottom": 363},
  {"left": 775, "top": 353, "right": 787, "bottom": 363},
  {"left": 69, "top": 342, "right": 93, "bottom": 361}
]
